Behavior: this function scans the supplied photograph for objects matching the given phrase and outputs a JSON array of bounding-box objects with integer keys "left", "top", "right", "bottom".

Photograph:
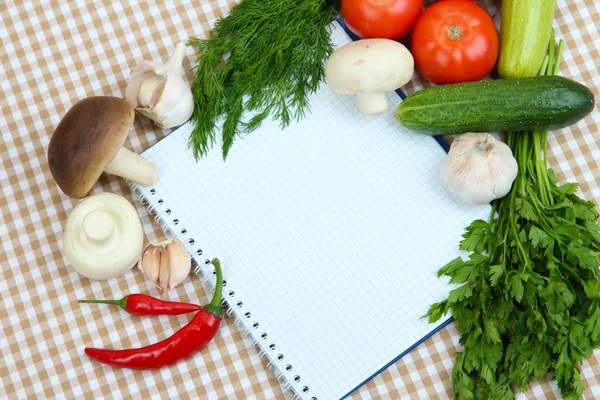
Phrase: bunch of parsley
[
  {"left": 188, "top": 0, "right": 340, "bottom": 160},
  {"left": 426, "top": 33, "right": 600, "bottom": 399}
]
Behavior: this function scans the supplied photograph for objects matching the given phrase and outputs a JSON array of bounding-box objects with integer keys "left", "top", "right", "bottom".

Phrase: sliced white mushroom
[
  {"left": 325, "top": 39, "right": 414, "bottom": 115},
  {"left": 62, "top": 192, "right": 144, "bottom": 280}
]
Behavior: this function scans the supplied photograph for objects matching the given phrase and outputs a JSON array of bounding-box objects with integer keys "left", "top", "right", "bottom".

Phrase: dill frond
[{"left": 188, "top": 0, "right": 340, "bottom": 160}]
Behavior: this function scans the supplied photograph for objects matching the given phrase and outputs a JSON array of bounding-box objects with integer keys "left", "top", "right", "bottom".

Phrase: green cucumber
[{"left": 394, "top": 76, "right": 594, "bottom": 136}]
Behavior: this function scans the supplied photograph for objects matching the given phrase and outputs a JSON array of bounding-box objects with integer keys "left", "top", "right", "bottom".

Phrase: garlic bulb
[
  {"left": 441, "top": 133, "right": 518, "bottom": 205},
  {"left": 125, "top": 42, "right": 193, "bottom": 129},
  {"left": 139, "top": 238, "right": 191, "bottom": 292}
]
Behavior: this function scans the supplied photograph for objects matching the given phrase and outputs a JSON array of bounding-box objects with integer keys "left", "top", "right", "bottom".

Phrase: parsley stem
[
  {"left": 533, "top": 131, "right": 550, "bottom": 206},
  {"left": 509, "top": 169, "right": 529, "bottom": 272},
  {"left": 537, "top": 55, "right": 549, "bottom": 76},
  {"left": 547, "top": 29, "right": 555, "bottom": 76},
  {"left": 553, "top": 40, "right": 565, "bottom": 76},
  {"left": 488, "top": 200, "right": 498, "bottom": 257}
]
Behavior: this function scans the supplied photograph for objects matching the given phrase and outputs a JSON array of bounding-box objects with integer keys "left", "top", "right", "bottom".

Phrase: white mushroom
[
  {"left": 62, "top": 193, "right": 144, "bottom": 280},
  {"left": 325, "top": 39, "right": 414, "bottom": 115}
]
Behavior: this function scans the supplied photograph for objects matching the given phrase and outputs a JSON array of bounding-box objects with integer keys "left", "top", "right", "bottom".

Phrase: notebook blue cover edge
[{"left": 336, "top": 19, "right": 454, "bottom": 400}]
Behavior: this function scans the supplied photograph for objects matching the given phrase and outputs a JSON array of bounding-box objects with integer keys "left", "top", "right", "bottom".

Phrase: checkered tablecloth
[{"left": 1, "top": 1, "right": 598, "bottom": 399}]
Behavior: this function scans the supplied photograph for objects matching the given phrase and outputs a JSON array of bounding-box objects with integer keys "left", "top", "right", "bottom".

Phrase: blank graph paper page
[{"left": 136, "top": 23, "right": 491, "bottom": 400}]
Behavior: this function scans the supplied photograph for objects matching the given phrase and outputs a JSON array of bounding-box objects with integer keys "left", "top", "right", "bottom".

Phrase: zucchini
[
  {"left": 394, "top": 76, "right": 594, "bottom": 136},
  {"left": 498, "top": 0, "right": 556, "bottom": 78}
]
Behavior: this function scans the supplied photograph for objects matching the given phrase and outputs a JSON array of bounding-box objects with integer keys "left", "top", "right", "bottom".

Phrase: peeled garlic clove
[
  {"left": 440, "top": 133, "right": 518, "bottom": 205},
  {"left": 138, "top": 238, "right": 191, "bottom": 292},
  {"left": 125, "top": 42, "right": 193, "bottom": 129}
]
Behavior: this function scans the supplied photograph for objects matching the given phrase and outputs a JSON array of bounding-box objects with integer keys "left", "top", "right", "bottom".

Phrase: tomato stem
[{"left": 447, "top": 25, "right": 463, "bottom": 41}]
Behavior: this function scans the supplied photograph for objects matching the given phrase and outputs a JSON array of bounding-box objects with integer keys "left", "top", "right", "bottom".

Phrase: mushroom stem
[
  {"left": 356, "top": 92, "right": 390, "bottom": 115},
  {"left": 83, "top": 210, "right": 115, "bottom": 242},
  {"left": 104, "top": 147, "right": 158, "bottom": 186}
]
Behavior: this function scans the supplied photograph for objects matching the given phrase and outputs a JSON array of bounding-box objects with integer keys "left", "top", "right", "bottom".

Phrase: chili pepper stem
[
  {"left": 78, "top": 297, "right": 128, "bottom": 311},
  {"left": 203, "top": 258, "right": 223, "bottom": 318}
]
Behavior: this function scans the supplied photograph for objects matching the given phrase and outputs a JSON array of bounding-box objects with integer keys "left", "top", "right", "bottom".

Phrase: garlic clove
[
  {"left": 165, "top": 238, "right": 192, "bottom": 290},
  {"left": 138, "top": 238, "right": 192, "bottom": 292},
  {"left": 151, "top": 84, "right": 193, "bottom": 128},
  {"left": 140, "top": 245, "right": 161, "bottom": 283},
  {"left": 138, "top": 73, "right": 164, "bottom": 108},
  {"left": 124, "top": 42, "right": 194, "bottom": 129},
  {"left": 440, "top": 133, "right": 518, "bottom": 205},
  {"left": 158, "top": 245, "right": 171, "bottom": 292}
]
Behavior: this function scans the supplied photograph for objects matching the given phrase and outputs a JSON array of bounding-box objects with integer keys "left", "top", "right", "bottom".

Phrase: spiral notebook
[{"left": 132, "top": 22, "right": 490, "bottom": 400}]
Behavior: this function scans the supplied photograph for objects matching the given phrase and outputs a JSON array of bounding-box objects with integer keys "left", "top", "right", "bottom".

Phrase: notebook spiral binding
[{"left": 131, "top": 183, "right": 317, "bottom": 400}]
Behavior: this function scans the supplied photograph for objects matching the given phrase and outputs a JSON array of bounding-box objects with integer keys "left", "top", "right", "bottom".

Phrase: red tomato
[
  {"left": 342, "top": 0, "right": 424, "bottom": 41},
  {"left": 411, "top": 0, "right": 499, "bottom": 84}
]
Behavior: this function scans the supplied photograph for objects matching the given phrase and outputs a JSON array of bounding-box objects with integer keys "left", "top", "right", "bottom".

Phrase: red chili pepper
[
  {"left": 84, "top": 258, "right": 224, "bottom": 369},
  {"left": 78, "top": 294, "right": 202, "bottom": 316}
]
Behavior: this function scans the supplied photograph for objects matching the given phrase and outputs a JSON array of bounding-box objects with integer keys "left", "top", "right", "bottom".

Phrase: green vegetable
[
  {"left": 498, "top": 0, "right": 556, "bottom": 78},
  {"left": 426, "top": 33, "right": 600, "bottom": 400},
  {"left": 187, "top": 0, "right": 340, "bottom": 160},
  {"left": 394, "top": 76, "right": 594, "bottom": 136}
]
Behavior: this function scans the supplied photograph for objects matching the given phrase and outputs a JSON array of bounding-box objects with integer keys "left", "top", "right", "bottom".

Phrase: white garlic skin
[
  {"left": 441, "top": 133, "right": 518, "bottom": 205},
  {"left": 125, "top": 42, "right": 193, "bottom": 129}
]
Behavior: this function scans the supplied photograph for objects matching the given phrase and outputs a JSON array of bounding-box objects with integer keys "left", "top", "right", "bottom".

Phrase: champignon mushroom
[
  {"left": 62, "top": 192, "right": 144, "bottom": 280},
  {"left": 47, "top": 96, "right": 158, "bottom": 199},
  {"left": 325, "top": 39, "right": 414, "bottom": 115}
]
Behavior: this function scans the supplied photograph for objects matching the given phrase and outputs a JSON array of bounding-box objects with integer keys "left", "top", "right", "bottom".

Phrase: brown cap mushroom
[{"left": 47, "top": 96, "right": 158, "bottom": 198}]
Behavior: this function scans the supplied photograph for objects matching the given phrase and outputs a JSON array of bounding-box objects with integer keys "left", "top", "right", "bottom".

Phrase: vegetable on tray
[
  {"left": 411, "top": 0, "right": 499, "bottom": 85},
  {"left": 325, "top": 38, "right": 414, "bottom": 115},
  {"left": 85, "top": 259, "right": 224, "bottom": 369},
  {"left": 498, "top": 0, "right": 556, "bottom": 79},
  {"left": 48, "top": 96, "right": 158, "bottom": 198},
  {"left": 426, "top": 32, "right": 600, "bottom": 400},
  {"left": 187, "top": 0, "right": 339, "bottom": 160},
  {"left": 79, "top": 293, "right": 202, "bottom": 316},
  {"left": 394, "top": 75, "right": 595, "bottom": 136}
]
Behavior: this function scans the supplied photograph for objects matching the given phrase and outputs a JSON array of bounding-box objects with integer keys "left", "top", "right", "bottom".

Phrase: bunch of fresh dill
[{"left": 187, "top": 0, "right": 341, "bottom": 160}]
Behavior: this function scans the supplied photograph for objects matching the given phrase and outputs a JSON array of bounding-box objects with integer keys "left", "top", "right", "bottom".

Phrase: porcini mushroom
[
  {"left": 325, "top": 39, "right": 414, "bottom": 115},
  {"left": 62, "top": 192, "right": 144, "bottom": 280},
  {"left": 47, "top": 96, "right": 158, "bottom": 199}
]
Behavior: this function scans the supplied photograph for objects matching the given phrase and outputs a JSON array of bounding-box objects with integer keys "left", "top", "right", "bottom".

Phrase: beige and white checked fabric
[{"left": 0, "top": 1, "right": 598, "bottom": 399}]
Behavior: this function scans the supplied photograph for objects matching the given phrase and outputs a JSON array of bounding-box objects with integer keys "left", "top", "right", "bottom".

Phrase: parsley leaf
[
  {"left": 448, "top": 284, "right": 473, "bottom": 304},
  {"left": 518, "top": 199, "right": 538, "bottom": 222},
  {"left": 506, "top": 272, "right": 525, "bottom": 303},
  {"left": 460, "top": 220, "right": 488, "bottom": 253},
  {"left": 585, "top": 303, "right": 600, "bottom": 345},
  {"left": 556, "top": 182, "right": 579, "bottom": 196},
  {"left": 489, "top": 264, "right": 505, "bottom": 286},
  {"left": 484, "top": 319, "right": 501, "bottom": 344},
  {"left": 424, "top": 300, "right": 449, "bottom": 323},
  {"left": 529, "top": 225, "right": 550, "bottom": 248},
  {"left": 584, "top": 220, "right": 600, "bottom": 243},
  {"left": 584, "top": 281, "right": 600, "bottom": 299}
]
